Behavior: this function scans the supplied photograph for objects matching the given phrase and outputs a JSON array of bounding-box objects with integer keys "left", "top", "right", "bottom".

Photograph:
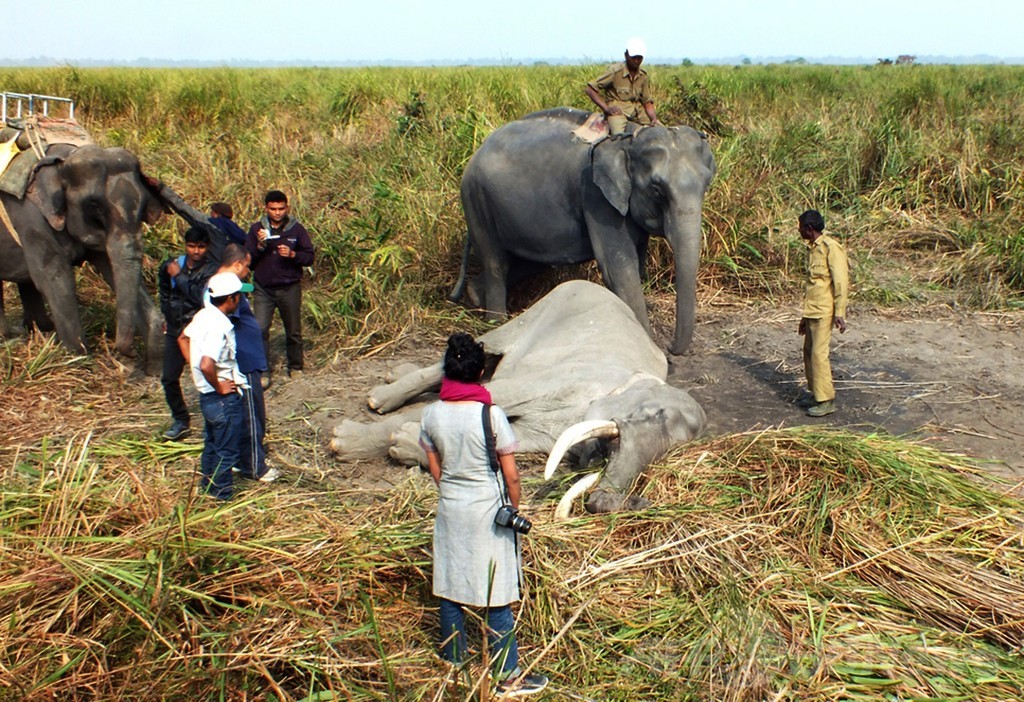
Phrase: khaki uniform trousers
[
  {"left": 802, "top": 316, "right": 835, "bottom": 402},
  {"left": 607, "top": 101, "right": 651, "bottom": 135}
]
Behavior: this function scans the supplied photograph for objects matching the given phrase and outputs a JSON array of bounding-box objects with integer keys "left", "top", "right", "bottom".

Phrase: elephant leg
[
  {"left": 330, "top": 408, "right": 424, "bottom": 460},
  {"left": 13, "top": 205, "right": 87, "bottom": 353},
  {"left": 465, "top": 274, "right": 484, "bottom": 309},
  {"left": 386, "top": 362, "right": 423, "bottom": 383},
  {"left": 462, "top": 199, "right": 509, "bottom": 320},
  {"left": 584, "top": 218, "right": 650, "bottom": 333},
  {"left": 25, "top": 257, "right": 86, "bottom": 354},
  {"left": 18, "top": 282, "right": 54, "bottom": 333},
  {"left": 85, "top": 252, "right": 138, "bottom": 356},
  {"left": 636, "top": 236, "right": 650, "bottom": 283},
  {"left": 0, "top": 284, "right": 9, "bottom": 337},
  {"left": 368, "top": 362, "right": 443, "bottom": 414},
  {"left": 481, "top": 253, "right": 509, "bottom": 322},
  {"left": 135, "top": 282, "right": 164, "bottom": 376}
]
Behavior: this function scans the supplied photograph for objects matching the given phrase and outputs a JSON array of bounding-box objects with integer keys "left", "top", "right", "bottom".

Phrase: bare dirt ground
[{"left": 264, "top": 295, "right": 1024, "bottom": 491}]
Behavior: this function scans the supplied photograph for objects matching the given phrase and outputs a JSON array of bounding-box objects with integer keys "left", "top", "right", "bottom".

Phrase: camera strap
[{"left": 481, "top": 403, "right": 511, "bottom": 505}]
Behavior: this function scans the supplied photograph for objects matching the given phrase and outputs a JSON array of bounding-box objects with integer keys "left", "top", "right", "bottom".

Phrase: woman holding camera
[{"left": 419, "top": 332, "right": 547, "bottom": 697}]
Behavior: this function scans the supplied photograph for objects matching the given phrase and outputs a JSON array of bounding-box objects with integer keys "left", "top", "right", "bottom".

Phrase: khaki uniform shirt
[
  {"left": 802, "top": 234, "right": 849, "bottom": 319},
  {"left": 588, "top": 62, "right": 653, "bottom": 108}
]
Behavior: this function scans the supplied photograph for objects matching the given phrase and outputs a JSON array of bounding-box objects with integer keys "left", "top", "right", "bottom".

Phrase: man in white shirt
[{"left": 181, "top": 272, "right": 253, "bottom": 500}]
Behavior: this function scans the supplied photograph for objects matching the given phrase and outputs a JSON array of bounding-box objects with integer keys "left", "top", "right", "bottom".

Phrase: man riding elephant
[{"left": 585, "top": 37, "right": 660, "bottom": 136}]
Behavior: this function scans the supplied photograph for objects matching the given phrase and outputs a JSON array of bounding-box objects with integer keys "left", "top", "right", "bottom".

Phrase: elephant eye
[{"left": 82, "top": 198, "right": 108, "bottom": 228}]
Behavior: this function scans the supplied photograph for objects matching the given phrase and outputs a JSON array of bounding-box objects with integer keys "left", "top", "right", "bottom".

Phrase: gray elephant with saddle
[
  {"left": 0, "top": 94, "right": 165, "bottom": 367},
  {"left": 331, "top": 281, "right": 706, "bottom": 515}
]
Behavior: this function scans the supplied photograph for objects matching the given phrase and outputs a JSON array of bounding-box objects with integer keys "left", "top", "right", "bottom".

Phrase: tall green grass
[{"left": 3, "top": 63, "right": 1023, "bottom": 345}]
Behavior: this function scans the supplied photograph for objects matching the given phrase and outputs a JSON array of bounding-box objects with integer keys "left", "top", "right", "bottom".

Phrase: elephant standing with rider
[{"left": 451, "top": 105, "right": 714, "bottom": 356}]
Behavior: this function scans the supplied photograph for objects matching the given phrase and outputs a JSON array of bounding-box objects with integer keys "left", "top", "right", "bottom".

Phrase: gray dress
[{"left": 420, "top": 401, "right": 521, "bottom": 607}]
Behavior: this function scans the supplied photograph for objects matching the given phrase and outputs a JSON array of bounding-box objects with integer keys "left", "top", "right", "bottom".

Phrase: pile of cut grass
[{"left": 3, "top": 424, "right": 1024, "bottom": 700}]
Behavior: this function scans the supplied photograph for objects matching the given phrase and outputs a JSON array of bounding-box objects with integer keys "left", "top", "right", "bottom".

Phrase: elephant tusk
[
  {"left": 544, "top": 419, "right": 618, "bottom": 479},
  {"left": 554, "top": 473, "right": 602, "bottom": 520}
]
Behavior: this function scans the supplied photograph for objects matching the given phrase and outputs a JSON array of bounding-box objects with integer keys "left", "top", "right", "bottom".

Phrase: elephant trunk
[
  {"left": 107, "top": 230, "right": 143, "bottom": 356},
  {"left": 666, "top": 201, "right": 704, "bottom": 356}
]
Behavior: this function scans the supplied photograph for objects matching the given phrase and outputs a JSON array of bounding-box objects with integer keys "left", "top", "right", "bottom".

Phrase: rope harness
[{"left": 0, "top": 196, "right": 21, "bottom": 246}]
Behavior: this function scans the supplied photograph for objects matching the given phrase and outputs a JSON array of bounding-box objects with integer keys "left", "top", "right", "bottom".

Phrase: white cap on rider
[{"left": 625, "top": 37, "right": 647, "bottom": 58}]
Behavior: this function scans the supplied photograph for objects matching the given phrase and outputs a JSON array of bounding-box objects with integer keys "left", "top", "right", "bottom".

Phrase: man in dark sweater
[{"left": 245, "top": 190, "right": 314, "bottom": 379}]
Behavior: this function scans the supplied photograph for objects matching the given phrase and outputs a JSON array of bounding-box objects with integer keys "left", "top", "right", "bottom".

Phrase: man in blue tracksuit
[{"left": 211, "top": 243, "right": 278, "bottom": 482}]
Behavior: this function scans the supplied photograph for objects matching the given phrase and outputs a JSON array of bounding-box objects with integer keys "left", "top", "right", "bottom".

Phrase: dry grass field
[{"left": 2, "top": 64, "right": 1024, "bottom": 700}]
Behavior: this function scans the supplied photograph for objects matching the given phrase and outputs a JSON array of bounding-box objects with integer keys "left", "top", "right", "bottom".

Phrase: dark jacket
[
  {"left": 157, "top": 256, "right": 218, "bottom": 336},
  {"left": 210, "top": 216, "right": 248, "bottom": 247},
  {"left": 245, "top": 215, "right": 314, "bottom": 289}
]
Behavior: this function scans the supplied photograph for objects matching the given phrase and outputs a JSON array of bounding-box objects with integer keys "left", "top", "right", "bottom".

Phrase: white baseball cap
[
  {"left": 626, "top": 37, "right": 647, "bottom": 57},
  {"left": 207, "top": 272, "right": 253, "bottom": 297}
]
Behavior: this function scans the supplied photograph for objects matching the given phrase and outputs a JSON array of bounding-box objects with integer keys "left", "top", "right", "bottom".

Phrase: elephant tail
[{"left": 448, "top": 234, "right": 471, "bottom": 302}]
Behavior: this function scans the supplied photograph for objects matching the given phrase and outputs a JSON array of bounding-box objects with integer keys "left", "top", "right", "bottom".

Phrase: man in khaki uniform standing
[
  {"left": 585, "top": 37, "right": 660, "bottom": 136},
  {"left": 797, "top": 209, "right": 849, "bottom": 417}
]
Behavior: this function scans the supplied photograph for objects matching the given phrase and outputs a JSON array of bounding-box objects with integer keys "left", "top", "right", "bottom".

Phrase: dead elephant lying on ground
[{"left": 330, "top": 280, "right": 707, "bottom": 515}]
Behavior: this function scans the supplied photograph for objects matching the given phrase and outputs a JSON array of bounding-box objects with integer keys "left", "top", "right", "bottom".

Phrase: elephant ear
[
  {"left": 592, "top": 139, "right": 632, "bottom": 217},
  {"left": 26, "top": 161, "right": 67, "bottom": 231}
]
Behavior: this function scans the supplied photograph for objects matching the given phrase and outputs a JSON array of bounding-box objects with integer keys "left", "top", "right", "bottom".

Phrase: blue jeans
[
  {"left": 439, "top": 598, "right": 518, "bottom": 676},
  {"left": 199, "top": 391, "right": 242, "bottom": 500}
]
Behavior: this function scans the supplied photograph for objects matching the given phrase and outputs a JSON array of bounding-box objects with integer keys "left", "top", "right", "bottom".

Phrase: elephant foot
[
  {"left": 465, "top": 277, "right": 483, "bottom": 308},
  {"left": 331, "top": 419, "right": 385, "bottom": 459},
  {"left": 387, "top": 421, "right": 425, "bottom": 466},
  {"left": 667, "top": 345, "right": 696, "bottom": 358},
  {"left": 585, "top": 489, "right": 651, "bottom": 514},
  {"left": 116, "top": 343, "right": 138, "bottom": 359}
]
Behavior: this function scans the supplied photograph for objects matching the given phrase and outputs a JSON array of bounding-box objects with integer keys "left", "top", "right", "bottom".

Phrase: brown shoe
[{"left": 807, "top": 400, "right": 835, "bottom": 417}]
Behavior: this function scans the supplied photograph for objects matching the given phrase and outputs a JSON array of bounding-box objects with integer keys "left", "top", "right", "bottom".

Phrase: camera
[{"left": 494, "top": 505, "right": 532, "bottom": 535}]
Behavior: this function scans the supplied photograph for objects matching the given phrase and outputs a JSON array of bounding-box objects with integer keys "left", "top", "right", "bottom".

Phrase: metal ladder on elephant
[
  {"left": 1, "top": 92, "right": 92, "bottom": 158},
  {"left": 1, "top": 92, "right": 76, "bottom": 123}
]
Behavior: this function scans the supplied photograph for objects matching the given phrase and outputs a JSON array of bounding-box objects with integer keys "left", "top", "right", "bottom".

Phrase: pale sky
[{"left": 3, "top": 0, "right": 1022, "bottom": 65}]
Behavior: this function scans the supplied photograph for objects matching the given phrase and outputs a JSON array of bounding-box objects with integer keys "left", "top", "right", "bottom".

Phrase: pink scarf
[{"left": 439, "top": 378, "right": 492, "bottom": 404}]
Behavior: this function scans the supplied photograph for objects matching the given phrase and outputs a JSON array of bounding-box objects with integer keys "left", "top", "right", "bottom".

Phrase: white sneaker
[
  {"left": 259, "top": 467, "right": 282, "bottom": 483},
  {"left": 495, "top": 673, "right": 548, "bottom": 697}
]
